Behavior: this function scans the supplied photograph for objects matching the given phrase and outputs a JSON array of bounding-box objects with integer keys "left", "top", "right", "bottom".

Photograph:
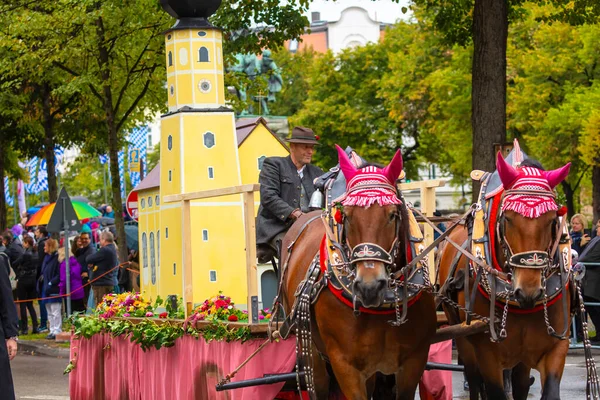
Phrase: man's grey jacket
[{"left": 256, "top": 156, "right": 323, "bottom": 246}]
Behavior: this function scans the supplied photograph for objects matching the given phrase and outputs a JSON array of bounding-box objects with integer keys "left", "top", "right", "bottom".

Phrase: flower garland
[{"left": 96, "top": 292, "right": 153, "bottom": 319}]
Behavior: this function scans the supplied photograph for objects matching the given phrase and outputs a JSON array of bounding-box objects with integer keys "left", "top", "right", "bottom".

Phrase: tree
[
  {"left": 507, "top": 4, "right": 600, "bottom": 217},
  {"left": 411, "top": 0, "right": 600, "bottom": 201},
  {"left": 62, "top": 156, "right": 107, "bottom": 206}
]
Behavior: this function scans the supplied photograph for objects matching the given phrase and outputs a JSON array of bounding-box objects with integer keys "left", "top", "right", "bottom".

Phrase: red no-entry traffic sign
[{"left": 126, "top": 190, "right": 139, "bottom": 221}]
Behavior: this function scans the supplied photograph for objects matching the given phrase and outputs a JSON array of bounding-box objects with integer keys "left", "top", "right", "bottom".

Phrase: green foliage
[
  {"left": 69, "top": 314, "right": 252, "bottom": 358},
  {"left": 62, "top": 155, "right": 108, "bottom": 206},
  {"left": 146, "top": 143, "right": 160, "bottom": 173}
]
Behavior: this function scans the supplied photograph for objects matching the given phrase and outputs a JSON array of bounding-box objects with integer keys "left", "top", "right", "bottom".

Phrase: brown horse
[
  {"left": 438, "top": 152, "right": 572, "bottom": 400},
  {"left": 279, "top": 146, "right": 436, "bottom": 400}
]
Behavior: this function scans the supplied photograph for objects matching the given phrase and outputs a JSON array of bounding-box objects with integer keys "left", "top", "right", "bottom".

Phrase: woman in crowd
[
  {"left": 12, "top": 236, "right": 39, "bottom": 335},
  {"left": 571, "top": 213, "right": 591, "bottom": 254},
  {"left": 39, "top": 239, "right": 61, "bottom": 340},
  {"left": 58, "top": 247, "right": 85, "bottom": 314}
]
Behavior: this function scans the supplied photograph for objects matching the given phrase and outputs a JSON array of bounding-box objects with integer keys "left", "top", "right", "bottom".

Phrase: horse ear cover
[
  {"left": 383, "top": 150, "right": 404, "bottom": 184},
  {"left": 336, "top": 144, "right": 357, "bottom": 183},
  {"left": 544, "top": 163, "right": 571, "bottom": 188},
  {"left": 496, "top": 151, "right": 520, "bottom": 189}
]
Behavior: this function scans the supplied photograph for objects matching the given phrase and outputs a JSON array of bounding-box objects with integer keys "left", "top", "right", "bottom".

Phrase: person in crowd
[
  {"left": 571, "top": 213, "right": 591, "bottom": 254},
  {"left": 12, "top": 236, "right": 38, "bottom": 335},
  {"left": 33, "top": 227, "right": 49, "bottom": 332},
  {"left": 433, "top": 210, "right": 447, "bottom": 240},
  {"left": 0, "top": 241, "right": 18, "bottom": 398},
  {"left": 104, "top": 206, "right": 115, "bottom": 218},
  {"left": 39, "top": 239, "right": 61, "bottom": 340},
  {"left": 1, "top": 232, "right": 24, "bottom": 268},
  {"left": 86, "top": 231, "right": 119, "bottom": 306},
  {"left": 256, "top": 126, "right": 323, "bottom": 264},
  {"left": 58, "top": 247, "right": 85, "bottom": 314},
  {"left": 10, "top": 225, "right": 24, "bottom": 246},
  {"left": 580, "top": 219, "right": 600, "bottom": 342},
  {"left": 75, "top": 230, "right": 95, "bottom": 310}
]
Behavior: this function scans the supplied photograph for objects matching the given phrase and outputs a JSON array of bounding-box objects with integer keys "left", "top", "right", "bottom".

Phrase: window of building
[
  {"left": 173, "top": 263, "right": 176, "bottom": 275},
  {"left": 142, "top": 233, "right": 148, "bottom": 269},
  {"left": 208, "top": 167, "right": 214, "bottom": 179},
  {"left": 209, "top": 270, "right": 217, "bottom": 282},
  {"left": 148, "top": 134, "right": 153, "bottom": 148},
  {"left": 150, "top": 232, "right": 156, "bottom": 285},
  {"left": 141, "top": 198, "right": 145, "bottom": 209},
  {"left": 257, "top": 155, "right": 266, "bottom": 171},
  {"left": 198, "top": 31, "right": 207, "bottom": 37},
  {"left": 203, "top": 132, "right": 215, "bottom": 148},
  {"left": 155, "top": 195, "right": 160, "bottom": 206},
  {"left": 169, "top": 85, "right": 174, "bottom": 96},
  {"left": 168, "top": 170, "right": 172, "bottom": 182},
  {"left": 157, "top": 230, "right": 160, "bottom": 267},
  {"left": 166, "top": 227, "right": 169, "bottom": 238},
  {"left": 202, "top": 229, "right": 209, "bottom": 241},
  {"left": 198, "top": 79, "right": 211, "bottom": 93},
  {"left": 198, "top": 47, "right": 209, "bottom": 62},
  {"left": 168, "top": 51, "right": 173, "bottom": 66},
  {"left": 148, "top": 196, "right": 153, "bottom": 207},
  {"left": 167, "top": 135, "right": 173, "bottom": 150}
]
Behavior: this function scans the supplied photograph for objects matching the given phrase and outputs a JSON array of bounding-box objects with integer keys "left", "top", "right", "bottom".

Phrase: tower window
[
  {"left": 168, "top": 170, "right": 172, "bottom": 182},
  {"left": 166, "top": 227, "right": 169, "bottom": 238},
  {"left": 173, "top": 263, "right": 176, "bottom": 275},
  {"left": 203, "top": 132, "right": 215, "bottom": 148},
  {"left": 155, "top": 195, "right": 160, "bottom": 206},
  {"left": 142, "top": 233, "right": 148, "bottom": 269},
  {"left": 167, "top": 34, "right": 172, "bottom": 40},
  {"left": 141, "top": 198, "right": 145, "bottom": 209},
  {"left": 258, "top": 155, "right": 266, "bottom": 170},
  {"left": 169, "top": 85, "right": 174, "bottom": 96},
  {"left": 168, "top": 51, "right": 173, "bottom": 66},
  {"left": 168, "top": 135, "right": 172, "bottom": 150},
  {"left": 208, "top": 167, "right": 214, "bottom": 179},
  {"left": 198, "top": 47, "right": 209, "bottom": 62},
  {"left": 150, "top": 232, "right": 156, "bottom": 284},
  {"left": 198, "top": 31, "right": 207, "bottom": 37},
  {"left": 209, "top": 270, "right": 217, "bottom": 282},
  {"left": 202, "top": 229, "right": 209, "bottom": 241},
  {"left": 148, "top": 196, "right": 153, "bottom": 207}
]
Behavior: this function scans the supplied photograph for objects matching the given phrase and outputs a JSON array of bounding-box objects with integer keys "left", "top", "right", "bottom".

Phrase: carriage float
[{"left": 66, "top": 0, "right": 599, "bottom": 398}]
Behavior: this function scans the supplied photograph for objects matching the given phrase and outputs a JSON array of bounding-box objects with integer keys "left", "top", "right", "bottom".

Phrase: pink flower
[
  {"left": 145, "top": 312, "right": 154, "bottom": 317},
  {"left": 123, "top": 313, "right": 130, "bottom": 317},
  {"left": 259, "top": 315, "right": 265, "bottom": 320}
]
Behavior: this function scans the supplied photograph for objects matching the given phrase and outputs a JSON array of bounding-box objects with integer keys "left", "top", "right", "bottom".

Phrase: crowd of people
[{"left": 0, "top": 222, "right": 129, "bottom": 340}]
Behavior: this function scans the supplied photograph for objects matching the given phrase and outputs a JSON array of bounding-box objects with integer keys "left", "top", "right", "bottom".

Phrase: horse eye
[{"left": 389, "top": 213, "right": 397, "bottom": 222}]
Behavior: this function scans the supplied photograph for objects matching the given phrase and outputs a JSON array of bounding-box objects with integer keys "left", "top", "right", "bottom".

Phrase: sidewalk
[{"left": 18, "top": 332, "right": 71, "bottom": 358}]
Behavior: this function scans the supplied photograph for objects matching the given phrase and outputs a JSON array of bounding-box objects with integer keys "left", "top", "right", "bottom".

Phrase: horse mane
[{"left": 519, "top": 158, "right": 545, "bottom": 170}]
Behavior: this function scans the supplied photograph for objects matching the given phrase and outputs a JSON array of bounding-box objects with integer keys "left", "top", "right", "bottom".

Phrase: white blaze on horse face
[{"left": 364, "top": 261, "right": 375, "bottom": 269}]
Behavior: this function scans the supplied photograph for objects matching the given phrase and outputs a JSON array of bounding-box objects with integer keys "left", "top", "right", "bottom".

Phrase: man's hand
[
  {"left": 81, "top": 272, "right": 89, "bottom": 278},
  {"left": 6, "top": 339, "right": 17, "bottom": 361},
  {"left": 290, "top": 209, "right": 303, "bottom": 221}
]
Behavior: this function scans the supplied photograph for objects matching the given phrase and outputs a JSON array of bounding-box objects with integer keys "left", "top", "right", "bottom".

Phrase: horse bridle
[
  {"left": 496, "top": 188, "right": 562, "bottom": 274},
  {"left": 494, "top": 187, "right": 571, "bottom": 340}
]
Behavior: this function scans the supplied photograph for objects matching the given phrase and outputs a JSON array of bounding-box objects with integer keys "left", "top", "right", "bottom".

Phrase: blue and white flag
[
  {"left": 4, "top": 177, "right": 14, "bottom": 207},
  {"left": 99, "top": 154, "right": 109, "bottom": 164},
  {"left": 128, "top": 126, "right": 149, "bottom": 189}
]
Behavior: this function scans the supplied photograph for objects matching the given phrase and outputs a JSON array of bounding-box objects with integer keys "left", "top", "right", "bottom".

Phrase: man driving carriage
[{"left": 256, "top": 127, "right": 323, "bottom": 264}]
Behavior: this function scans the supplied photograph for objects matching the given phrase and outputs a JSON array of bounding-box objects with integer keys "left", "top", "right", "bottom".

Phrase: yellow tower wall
[{"left": 137, "top": 187, "right": 160, "bottom": 301}]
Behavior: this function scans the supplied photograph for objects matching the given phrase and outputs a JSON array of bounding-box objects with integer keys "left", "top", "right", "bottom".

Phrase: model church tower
[{"left": 158, "top": 0, "right": 249, "bottom": 307}]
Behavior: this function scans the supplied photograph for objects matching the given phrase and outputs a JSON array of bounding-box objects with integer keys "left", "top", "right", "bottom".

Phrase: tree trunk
[
  {"left": 561, "top": 181, "right": 575, "bottom": 219},
  {"left": 471, "top": 0, "right": 508, "bottom": 203},
  {"left": 41, "top": 83, "right": 58, "bottom": 202},
  {"left": 0, "top": 147, "right": 7, "bottom": 232},
  {"left": 96, "top": 16, "right": 128, "bottom": 263},
  {"left": 593, "top": 165, "right": 600, "bottom": 223}
]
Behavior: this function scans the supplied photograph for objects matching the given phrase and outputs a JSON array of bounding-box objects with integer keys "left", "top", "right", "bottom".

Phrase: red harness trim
[
  {"left": 319, "top": 235, "right": 421, "bottom": 315},
  {"left": 480, "top": 191, "right": 567, "bottom": 314}
]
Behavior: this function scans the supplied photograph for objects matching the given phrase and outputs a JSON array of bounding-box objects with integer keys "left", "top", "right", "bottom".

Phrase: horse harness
[{"left": 440, "top": 171, "right": 573, "bottom": 343}]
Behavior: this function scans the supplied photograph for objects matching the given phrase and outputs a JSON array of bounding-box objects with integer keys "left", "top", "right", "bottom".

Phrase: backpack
[{"left": 0, "top": 252, "right": 16, "bottom": 290}]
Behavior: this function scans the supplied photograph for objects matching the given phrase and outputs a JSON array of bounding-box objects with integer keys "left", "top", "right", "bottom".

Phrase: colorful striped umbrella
[{"left": 26, "top": 201, "right": 102, "bottom": 227}]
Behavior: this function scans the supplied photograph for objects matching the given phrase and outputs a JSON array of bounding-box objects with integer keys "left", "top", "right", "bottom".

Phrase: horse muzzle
[
  {"left": 514, "top": 287, "right": 544, "bottom": 309},
  {"left": 353, "top": 277, "right": 387, "bottom": 308}
]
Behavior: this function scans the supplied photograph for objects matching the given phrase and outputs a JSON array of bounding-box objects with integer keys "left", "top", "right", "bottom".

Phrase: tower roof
[
  {"left": 133, "top": 163, "right": 161, "bottom": 192},
  {"left": 235, "top": 117, "right": 288, "bottom": 150}
]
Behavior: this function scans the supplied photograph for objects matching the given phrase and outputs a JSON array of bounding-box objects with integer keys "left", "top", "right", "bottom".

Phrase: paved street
[
  {"left": 8, "top": 352, "right": 592, "bottom": 399},
  {"left": 12, "top": 354, "right": 69, "bottom": 400}
]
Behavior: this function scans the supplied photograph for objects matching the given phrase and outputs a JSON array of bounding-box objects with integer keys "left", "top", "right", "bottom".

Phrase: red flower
[
  {"left": 215, "top": 300, "right": 227, "bottom": 309},
  {"left": 334, "top": 209, "right": 343, "bottom": 224},
  {"left": 227, "top": 315, "right": 238, "bottom": 322},
  {"left": 159, "top": 312, "right": 168, "bottom": 319},
  {"left": 315, "top": 135, "right": 320, "bottom": 141}
]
